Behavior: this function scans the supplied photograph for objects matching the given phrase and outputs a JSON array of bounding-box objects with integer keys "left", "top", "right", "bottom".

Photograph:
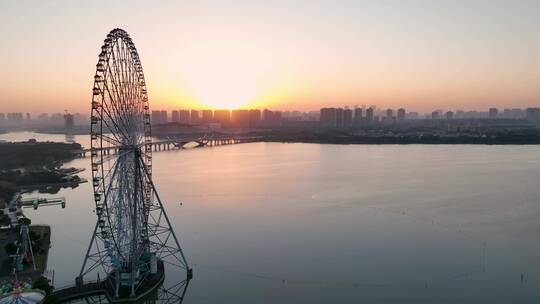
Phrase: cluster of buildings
[
  {"left": 320, "top": 107, "right": 407, "bottom": 128},
  {"left": 151, "top": 109, "right": 283, "bottom": 128},
  {"left": 429, "top": 108, "right": 540, "bottom": 120},
  {"left": 319, "top": 106, "right": 540, "bottom": 129},
  {"left": 3, "top": 106, "right": 540, "bottom": 131},
  {"left": 0, "top": 113, "right": 28, "bottom": 123},
  {"left": 147, "top": 106, "right": 540, "bottom": 130},
  {"left": 0, "top": 112, "right": 87, "bottom": 126}
]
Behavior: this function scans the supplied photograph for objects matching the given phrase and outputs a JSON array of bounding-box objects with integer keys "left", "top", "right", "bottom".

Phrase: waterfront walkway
[{"left": 2, "top": 193, "right": 21, "bottom": 227}]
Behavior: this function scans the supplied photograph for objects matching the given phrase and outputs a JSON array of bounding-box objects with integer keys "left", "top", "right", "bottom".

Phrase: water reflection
[
  {"left": 65, "top": 134, "right": 75, "bottom": 143},
  {"left": 3, "top": 132, "right": 540, "bottom": 303}
]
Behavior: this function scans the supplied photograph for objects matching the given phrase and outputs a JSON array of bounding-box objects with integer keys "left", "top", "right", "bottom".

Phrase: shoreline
[{"left": 260, "top": 138, "right": 540, "bottom": 145}]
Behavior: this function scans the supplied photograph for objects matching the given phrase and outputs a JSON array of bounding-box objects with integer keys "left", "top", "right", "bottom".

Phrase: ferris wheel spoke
[
  {"left": 98, "top": 133, "right": 123, "bottom": 147},
  {"left": 122, "top": 48, "right": 142, "bottom": 125},
  {"left": 105, "top": 152, "right": 135, "bottom": 261},
  {"left": 101, "top": 101, "right": 130, "bottom": 140},
  {"left": 103, "top": 81, "right": 129, "bottom": 134},
  {"left": 105, "top": 52, "right": 134, "bottom": 140},
  {"left": 117, "top": 43, "right": 130, "bottom": 110},
  {"left": 104, "top": 48, "right": 125, "bottom": 113},
  {"left": 98, "top": 155, "right": 124, "bottom": 258},
  {"left": 100, "top": 149, "right": 132, "bottom": 171},
  {"left": 110, "top": 46, "right": 131, "bottom": 120},
  {"left": 119, "top": 41, "right": 137, "bottom": 115},
  {"left": 101, "top": 84, "right": 133, "bottom": 142}
]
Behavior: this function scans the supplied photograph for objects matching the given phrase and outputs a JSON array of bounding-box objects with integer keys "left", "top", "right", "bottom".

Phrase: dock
[{"left": 19, "top": 197, "right": 66, "bottom": 210}]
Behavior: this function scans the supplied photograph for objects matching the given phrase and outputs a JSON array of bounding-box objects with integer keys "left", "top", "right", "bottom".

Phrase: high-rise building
[
  {"left": 354, "top": 108, "right": 362, "bottom": 125},
  {"left": 320, "top": 108, "right": 337, "bottom": 128},
  {"left": 73, "top": 113, "right": 87, "bottom": 125},
  {"left": 231, "top": 109, "right": 250, "bottom": 128},
  {"left": 366, "top": 107, "right": 374, "bottom": 123},
  {"left": 151, "top": 111, "right": 159, "bottom": 124},
  {"left": 353, "top": 108, "right": 362, "bottom": 127},
  {"left": 274, "top": 111, "right": 283, "bottom": 122},
  {"left": 202, "top": 110, "right": 213, "bottom": 123},
  {"left": 37, "top": 113, "right": 48, "bottom": 121},
  {"left": 171, "top": 110, "right": 180, "bottom": 122},
  {"left": 336, "top": 108, "right": 344, "bottom": 128},
  {"left": 262, "top": 109, "right": 282, "bottom": 127},
  {"left": 248, "top": 109, "right": 261, "bottom": 127},
  {"left": 50, "top": 113, "right": 63, "bottom": 123},
  {"left": 525, "top": 108, "right": 540, "bottom": 120},
  {"left": 263, "top": 109, "right": 273, "bottom": 122},
  {"left": 445, "top": 111, "right": 454, "bottom": 120},
  {"left": 386, "top": 109, "right": 394, "bottom": 121},
  {"left": 179, "top": 110, "right": 190, "bottom": 123},
  {"left": 406, "top": 112, "right": 419, "bottom": 120},
  {"left": 511, "top": 108, "right": 523, "bottom": 118},
  {"left": 489, "top": 108, "right": 498, "bottom": 119},
  {"left": 343, "top": 109, "right": 353, "bottom": 128},
  {"left": 0, "top": 113, "right": 5, "bottom": 121},
  {"left": 190, "top": 110, "right": 199, "bottom": 123},
  {"left": 151, "top": 110, "right": 167, "bottom": 124},
  {"left": 214, "top": 109, "right": 231, "bottom": 126},
  {"left": 64, "top": 113, "right": 74, "bottom": 131},
  {"left": 397, "top": 108, "right": 406, "bottom": 121},
  {"left": 7, "top": 113, "right": 23, "bottom": 123},
  {"left": 161, "top": 110, "right": 167, "bottom": 123},
  {"left": 432, "top": 111, "right": 440, "bottom": 120}
]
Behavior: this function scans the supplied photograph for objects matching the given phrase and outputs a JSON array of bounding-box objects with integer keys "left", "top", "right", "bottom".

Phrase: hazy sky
[{"left": 1, "top": 0, "right": 540, "bottom": 114}]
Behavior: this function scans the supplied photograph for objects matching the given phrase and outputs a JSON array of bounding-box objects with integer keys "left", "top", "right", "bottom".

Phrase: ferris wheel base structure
[
  {"left": 59, "top": 260, "right": 164, "bottom": 302},
  {"left": 54, "top": 261, "right": 191, "bottom": 302}
]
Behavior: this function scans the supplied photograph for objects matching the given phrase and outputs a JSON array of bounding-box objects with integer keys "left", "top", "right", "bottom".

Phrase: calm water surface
[{"left": 2, "top": 132, "right": 540, "bottom": 303}]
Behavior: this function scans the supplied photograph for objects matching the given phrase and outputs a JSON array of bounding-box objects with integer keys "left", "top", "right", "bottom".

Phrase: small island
[{"left": 0, "top": 139, "right": 84, "bottom": 205}]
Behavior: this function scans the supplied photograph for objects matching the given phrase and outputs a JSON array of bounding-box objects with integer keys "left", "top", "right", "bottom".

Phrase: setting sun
[{"left": 185, "top": 69, "right": 259, "bottom": 110}]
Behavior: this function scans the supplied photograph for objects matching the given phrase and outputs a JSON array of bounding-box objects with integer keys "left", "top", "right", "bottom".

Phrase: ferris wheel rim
[{"left": 89, "top": 28, "right": 153, "bottom": 264}]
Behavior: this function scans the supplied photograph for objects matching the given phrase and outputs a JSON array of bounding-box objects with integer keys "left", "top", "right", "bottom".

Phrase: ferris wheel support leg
[
  {"left": 78, "top": 220, "right": 100, "bottom": 285},
  {"left": 139, "top": 154, "right": 191, "bottom": 272},
  {"left": 116, "top": 269, "right": 120, "bottom": 297}
]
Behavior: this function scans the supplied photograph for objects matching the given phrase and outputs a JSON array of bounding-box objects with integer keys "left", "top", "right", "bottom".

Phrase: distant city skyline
[
  {"left": 2, "top": 105, "right": 539, "bottom": 118},
  {"left": 2, "top": 105, "right": 538, "bottom": 125},
  {"left": 2, "top": 1, "right": 540, "bottom": 113}
]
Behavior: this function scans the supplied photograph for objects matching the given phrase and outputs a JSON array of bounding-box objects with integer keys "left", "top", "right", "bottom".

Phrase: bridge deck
[{"left": 74, "top": 135, "right": 263, "bottom": 157}]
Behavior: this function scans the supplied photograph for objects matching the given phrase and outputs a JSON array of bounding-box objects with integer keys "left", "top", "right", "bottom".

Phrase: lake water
[{"left": 2, "top": 131, "right": 540, "bottom": 303}]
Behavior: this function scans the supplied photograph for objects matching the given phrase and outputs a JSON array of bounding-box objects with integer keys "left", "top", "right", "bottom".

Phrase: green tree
[
  {"left": 18, "top": 217, "right": 31, "bottom": 226},
  {"left": 29, "top": 231, "right": 40, "bottom": 241},
  {"left": 33, "top": 276, "right": 53, "bottom": 295},
  {"left": 0, "top": 215, "right": 10, "bottom": 227},
  {"left": 4, "top": 242, "right": 18, "bottom": 255},
  {"left": 0, "top": 180, "right": 16, "bottom": 202}
]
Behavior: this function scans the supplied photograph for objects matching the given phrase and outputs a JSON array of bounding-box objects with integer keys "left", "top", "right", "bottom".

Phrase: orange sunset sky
[{"left": 1, "top": 0, "right": 540, "bottom": 114}]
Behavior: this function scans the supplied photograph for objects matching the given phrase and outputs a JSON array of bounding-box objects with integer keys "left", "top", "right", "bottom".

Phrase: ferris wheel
[
  {"left": 79, "top": 28, "right": 190, "bottom": 299},
  {"left": 90, "top": 28, "right": 152, "bottom": 268}
]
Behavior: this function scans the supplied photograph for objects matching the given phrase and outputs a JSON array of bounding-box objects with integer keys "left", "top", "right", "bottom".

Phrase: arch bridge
[{"left": 75, "top": 133, "right": 263, "bottom": 157}]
